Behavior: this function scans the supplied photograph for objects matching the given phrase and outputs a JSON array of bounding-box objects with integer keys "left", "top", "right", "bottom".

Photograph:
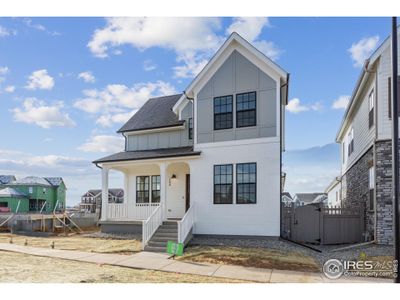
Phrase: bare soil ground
[
  {"left": 178, "top": 245, "right": 320, "bottom": 273},
  {"left": 0, "top": 232, "right": 141, "bottom": 254},
  {"left": 0, "top": 251, "right": 246, "bottom": 283}
]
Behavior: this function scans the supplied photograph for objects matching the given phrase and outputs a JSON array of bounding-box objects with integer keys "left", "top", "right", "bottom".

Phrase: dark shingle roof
[
  {"left": 0, "top": 175, "right": 16, "bottom": 185},
  {"left": 93, "top": 146, "right": 201, "bottom": 164},
  {"left": 117, "top": 94, "right": 184, "bottom": 133},
  {"left": 44, "top": 177, "right": 64, "bottom": 187}
]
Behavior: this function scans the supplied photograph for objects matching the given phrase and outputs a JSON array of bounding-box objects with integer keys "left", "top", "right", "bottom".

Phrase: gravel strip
[
  {"left": 81, "top": 231, "right": 142, "bottom": 240},
  {"left": 189, "top": 236, "right": 395, "bottom": 266}
]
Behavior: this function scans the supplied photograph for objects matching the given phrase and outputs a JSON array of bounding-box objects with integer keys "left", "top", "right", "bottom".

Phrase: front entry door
[{"left": 185, "top": 174, "right": 190, "bottom": 212}]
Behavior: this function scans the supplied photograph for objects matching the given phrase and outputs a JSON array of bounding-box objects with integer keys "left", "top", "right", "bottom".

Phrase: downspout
[{"left": 280, "top": 74, "right": 290, "bottom": 240}]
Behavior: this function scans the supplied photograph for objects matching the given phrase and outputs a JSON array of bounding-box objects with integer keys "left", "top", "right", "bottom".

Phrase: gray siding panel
[
  {"left": 126, "top": 102, "right": 193, "bottom": 151},
  {"left": 196, "top": 50, "right": 277, "bottom": 144}
]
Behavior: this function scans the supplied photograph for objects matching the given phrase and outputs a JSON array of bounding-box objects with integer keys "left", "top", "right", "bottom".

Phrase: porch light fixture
[{"left": 169, "top": 174, "right": 177, "bottom": 186}]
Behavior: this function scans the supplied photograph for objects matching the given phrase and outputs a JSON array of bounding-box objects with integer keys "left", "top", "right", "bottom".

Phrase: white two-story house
[
  {"left": 94, "top": 32, "right": 289, "bottom": 251},
  {"left": 333, "top": 31, "right": 399, "bottom": 245}
]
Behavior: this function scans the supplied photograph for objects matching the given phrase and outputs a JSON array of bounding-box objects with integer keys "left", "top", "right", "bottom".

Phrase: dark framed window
[
  {"left": 368, "top": 89, "right": 374, "bottom": 129},
  {"left": 188, "top": 118, "right": 193, "bottom": 140},
  {"left": 136, "top": 176, "right": 149, "bottom": 203},
  {"left": 214, "top": 95, "right": 233, "bottom": 130},
  {"left": 214, "top": 164, "right": 233, "bottom": 204},
  {"left": 347, "top": 128, "right": 354, "bottom": 157},
  {"left": 237, "top": 163, "right": 257, "bottom": 204},
  {"left": 388, "top": 77, "right": 392, "bottom": 119},
  {"left": 369, "top": 166, "right": 375, "bottom": 211},
  {"left": 236, "top": 92, "right": 256, "bottom": 127},
  {"left": 151, "top": 175, "right": 161, "bottom": 203}
]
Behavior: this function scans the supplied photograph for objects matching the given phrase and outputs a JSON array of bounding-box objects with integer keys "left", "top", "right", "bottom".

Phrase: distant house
[
  {"left": 281, "top": 192, "right": 293, "bottom": 207},
  {"left": 325, "top": 177, "right": 342, "bottom": 207},
  {"left": 79, "top": 188, "right": 124, "bottom": 213},
  {"left": 292, "top": 193, "right": 327, "bottom": 207},
  {"left": 0, "top": 176, "right": 66, "bottom": 213}
]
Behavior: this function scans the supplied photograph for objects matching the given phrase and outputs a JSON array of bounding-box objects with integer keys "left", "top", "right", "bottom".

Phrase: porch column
[
  {"left": 159, "top": 162, "right": 167, "bottom": 220},
  {"left": 101, "top": 167, "right": 109, "bottom": 221}
]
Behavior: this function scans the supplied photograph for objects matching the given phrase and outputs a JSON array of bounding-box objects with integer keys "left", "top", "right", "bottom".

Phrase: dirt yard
[
  {"left": 178, "top": 245, "right": 320, "bottom": 272},
  {"left": 0, "top": 232, "right": 141, "bottom": 254},
  {"left": 0, "top": 251, "right": 246, "bottom": 283}
]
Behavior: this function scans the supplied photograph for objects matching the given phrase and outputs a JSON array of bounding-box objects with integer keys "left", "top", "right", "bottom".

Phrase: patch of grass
[
  {"left": 178, "top": 245, "right": 320, "bottom": 273},
  {"left": 0, "top": 251, "right": 246, "bottom": 283}
]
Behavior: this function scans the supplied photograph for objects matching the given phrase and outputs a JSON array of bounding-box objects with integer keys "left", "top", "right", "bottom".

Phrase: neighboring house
[
  {"left": 93, "top": 32, "right": 289, "bottom": 251},
  {"left": 325, "top": 177, "right": 342, "bottom": 207},
  {"left": 292, "top": 193, "right": 327, "bottom": 207},
  {"left": 0, "top": 175, "right": 16, "bottom": 188},
  {"left": 0, "top": 176, "right": 67, "bottom": 213},
  {"left": 79, "top": 188, "right": 124, "bottom": 213},
  {"left": 281, "top": 192, "right": 293, "bottom": 207},
  {"left": 334, "top": 31, "right": 399, "bottom": 245}
]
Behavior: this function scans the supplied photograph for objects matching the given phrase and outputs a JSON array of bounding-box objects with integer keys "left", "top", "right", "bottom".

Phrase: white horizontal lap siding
[
  {"left": 190, "top": 140, "right": 280, "bottom": 236},
  {"left": 342, "top": 76, "right": 376, "bottom": 174}
]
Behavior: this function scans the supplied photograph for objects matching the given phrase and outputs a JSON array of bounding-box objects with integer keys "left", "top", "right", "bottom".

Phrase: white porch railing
[
  {"left": 142, "top": 204, "right": 163, "bottom": 249},
  {"left": 106, "top": 202, "right": 159, "bottom": 221},
  {"left": 177, "top": 203, "right": 195, "bottom": 244}
]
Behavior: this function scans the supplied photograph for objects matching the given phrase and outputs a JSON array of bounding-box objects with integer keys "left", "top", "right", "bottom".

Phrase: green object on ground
[{"left": 167, "top": 241, "right": 184, "bottom": 256}]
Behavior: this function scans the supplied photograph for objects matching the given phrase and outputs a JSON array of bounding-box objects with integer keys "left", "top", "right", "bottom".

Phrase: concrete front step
[
  {"left": 151, "top": 236, "right": 178, "bottom": 243},
  {"left": 148, "top": 240, "right": 169, "bottom": 247},
  {"left": 144, "top": 245, "right": 166, "bottom": 252}
]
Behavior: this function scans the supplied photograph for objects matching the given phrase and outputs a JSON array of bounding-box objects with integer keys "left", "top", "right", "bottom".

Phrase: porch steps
[{"left": 144, "top": 220, "right": 178, "bottom": 252}]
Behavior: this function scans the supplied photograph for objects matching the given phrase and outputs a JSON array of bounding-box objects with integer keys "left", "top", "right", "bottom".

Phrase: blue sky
[{"left": 0, "top": 17, "right": 393, "bottom": 203}]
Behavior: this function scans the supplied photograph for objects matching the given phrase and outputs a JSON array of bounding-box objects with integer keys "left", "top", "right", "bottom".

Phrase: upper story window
[
  {"left": 236, "top": 92, "right": 256, "bottom": 128},
  {"left": 236, "top": 163, "right": 257, "bottom": 204},
  {"left": 188, "top": 118, "right": 193, "bottom": 140},
  {"left": 388, "top": 77, "right": 392, "bottom": 119},
  {"left": 347, "top": 128, "right": 354, "bottom": 157},
  {"left": 214, "top": 164, "right": 233, "bottom": 204},
  {"left": 368, "top": 89, "right": 374, "bottom": 128},
  {"left": 28, "top": 187, "right": 33, "bottom": 194},
  {"left": 214, "top": 95, "right": 233, "bottom": 130},
  {"left": 369, "top": 165, "right": 375, "bottom": 210}
]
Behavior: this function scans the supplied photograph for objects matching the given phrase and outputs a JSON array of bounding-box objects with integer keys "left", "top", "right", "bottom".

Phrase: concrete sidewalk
[{"left": 0, "top": 243, "right": 391, "bottom": 283}]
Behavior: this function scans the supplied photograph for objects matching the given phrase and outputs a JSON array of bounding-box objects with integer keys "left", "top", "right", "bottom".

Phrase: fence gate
[
  {"left": 292, "top": 204, "right": 321, "bottom": 244},
  {"left": 281, "top": 203, "right": 364, "bottom": 245}
]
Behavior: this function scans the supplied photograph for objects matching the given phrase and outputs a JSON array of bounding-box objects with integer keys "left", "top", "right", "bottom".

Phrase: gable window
[
  {"left": 347, "top": 128, "right": 354, "bottom": 157},
  {"left": 236, "top": 163, "right": 257, "bottom": 204},
  {"left": 136, "top": 176, "right": 149, "bottom": 203},
  {"left": 236, "top": 92, "right": 256, "bottom": 127},
  {"left": 214, "top": 164, "right": 233, "bottom": 204},
  {"left": 368, "top": 89, "right": 374, "bottom": 128},
  {"left": 214, "top": 95, "right": 233, "bottom": 130},
  {"left": 188, "top": 118, "right": 193, "bottom": 140},
  {"left": 369, "top": 165, "right": 375, "bottom": 210},
  {"left": 151, "top": 175, "right": 161, "bottom": 203}
]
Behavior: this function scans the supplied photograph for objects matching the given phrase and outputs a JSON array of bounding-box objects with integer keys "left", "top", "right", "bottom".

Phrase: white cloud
[
  {"left": 22, "top": 18, "right": 60, "bottom": 36},
  {"left": 11, "top": 97, "right": 75, "bottom": 129},
  {"left": 348, "top": 36, "right": 379, "bottom": 67},
  {"left": 0, "top": 26, "right": 16, "bottom": 37},
  {"left": 286, "top": 98, "right": 322, "bottom": 114},
  {"left": 78, "top": 135, "right": 124, "bottom": 153},
  {"left": 74, "top": 80, "right": 177, "bottom": 127},
  {"left": 4, "top": 85, "right": 15, "bottom": 93},
  {"left": 143, "top": 59, "right": 157, "bottom": 71},
  {"left": 332, "top": 95, "right": 351, "bottom": 110},
  {"left": 25, "top": 69, "right": 55, "bottom": 90},
  {"left": 0, "top": 66, "right": 9, "bottom": 83},
  {"left": 78, "top": 71, "right": 96, "bottom": 83},
  {"left": 227, "top": 17, "right": 281, "bottom": 60}
]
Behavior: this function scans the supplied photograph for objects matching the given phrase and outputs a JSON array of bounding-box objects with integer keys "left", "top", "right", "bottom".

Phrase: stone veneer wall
[
  {"left": 341, "top": 146, "right": 374, "bottom": 241},
  {"left": 375, "top": 140, "right": 393, "bottom": 245}
]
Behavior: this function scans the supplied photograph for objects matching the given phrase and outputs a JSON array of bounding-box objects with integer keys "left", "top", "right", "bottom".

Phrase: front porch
[{"left": 98, "top": 158, "right": 196, "bottom": 249}]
